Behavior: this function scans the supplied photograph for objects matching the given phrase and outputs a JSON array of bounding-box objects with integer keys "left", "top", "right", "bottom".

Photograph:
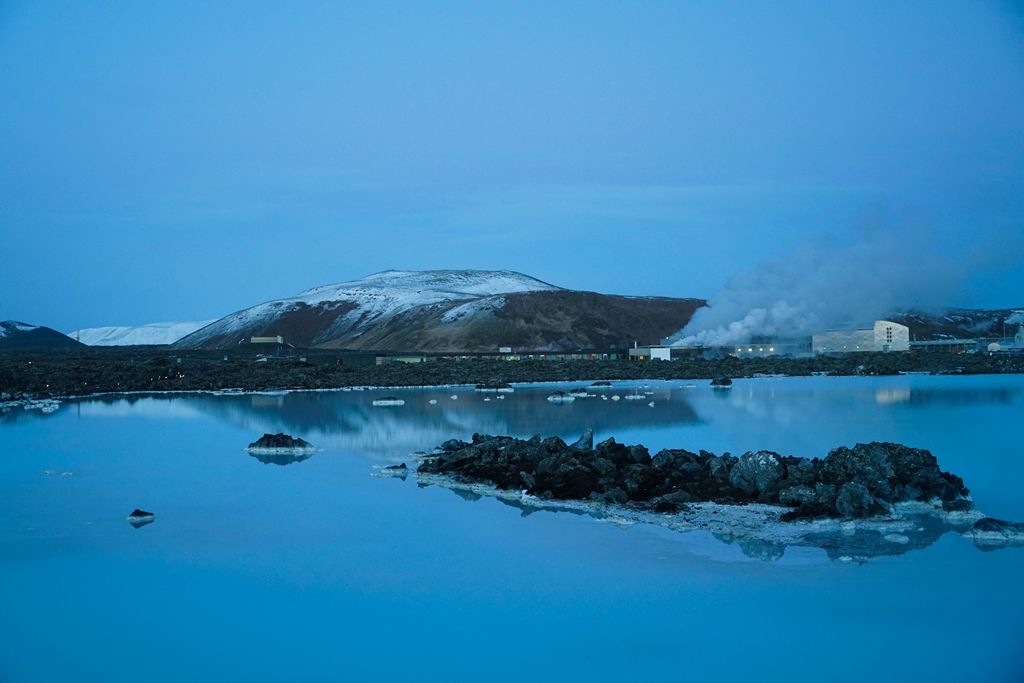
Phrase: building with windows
[
  {"left": 628, "top": 346, "right": 672, "bottom": 361},
  {"left": 729, "top": 336, "right": 813, "bottom": 358},
  {"left": 812, "top": 320, "right": 910, "bottom": 354}
]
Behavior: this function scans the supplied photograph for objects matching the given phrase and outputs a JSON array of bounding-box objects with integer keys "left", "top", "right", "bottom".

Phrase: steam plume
[{"left": 673, "top": 218, "right": 962, "bottom": 347}]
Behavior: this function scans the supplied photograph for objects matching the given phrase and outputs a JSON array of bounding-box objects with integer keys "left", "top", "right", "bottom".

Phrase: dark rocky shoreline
[
  {"left": 419, "top": 431, "right": 973, "bottom": 521},
  {"left": 2, "top": 347, "right": 1023, "bottom": 401}
]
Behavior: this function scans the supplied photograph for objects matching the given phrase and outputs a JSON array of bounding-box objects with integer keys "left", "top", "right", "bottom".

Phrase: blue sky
[{"left": 2, "top": 1, "right": 1022, "bottom": 331}]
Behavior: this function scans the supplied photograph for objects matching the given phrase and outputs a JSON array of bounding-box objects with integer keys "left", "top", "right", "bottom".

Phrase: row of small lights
[{"left": 736, "top": 347, "right": 775, "bottom": 353}]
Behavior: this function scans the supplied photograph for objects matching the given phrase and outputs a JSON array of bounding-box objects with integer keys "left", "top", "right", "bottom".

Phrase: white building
[
  {"left": 628, "top": 346, "right": 672, "bottom": 361},
  {"left": 812, "top": 320, "right": 910, "bottom": 354}
]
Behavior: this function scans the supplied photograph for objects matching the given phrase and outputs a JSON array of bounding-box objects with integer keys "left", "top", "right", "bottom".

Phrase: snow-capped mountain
[
  {"left": 174, "top": 269, "right": 705, "bottom": 351},
  {"left": 0, "top": 321, "right": 86, "bottom": 350},
  {"left": 69, "top": 321, "right": 216, "bottom": 346}
]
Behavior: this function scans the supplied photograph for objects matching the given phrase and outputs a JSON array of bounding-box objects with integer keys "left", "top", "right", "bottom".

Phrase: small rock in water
[
  {"left": 127, "top": 509, "right": 155, "bottom": 528},
  {"left": 969, "top": 517, "right": 1024, "bottom": 549},
  {"left": 246, "top": 433, "right": 315, "bottom": 465},
  {"left": 376, "top": 462, "right": 409, "bottom": 479},
  {"left": 246, "top": 432, "right": 314, "bottom": 451}
]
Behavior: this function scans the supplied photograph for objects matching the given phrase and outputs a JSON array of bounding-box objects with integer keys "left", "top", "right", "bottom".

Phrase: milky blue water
[{"left": 2, "top": 375, "right": 1023, "bottom": 682}]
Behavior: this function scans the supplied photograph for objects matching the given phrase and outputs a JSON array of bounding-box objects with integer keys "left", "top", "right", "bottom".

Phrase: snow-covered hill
[
  {"left": 175, "top": 270, "right": 563, "bottom": 349},
  {"left": 174, "top": 269, "right": 705, "bottom": 352},
  {"left": 69, "top": 321, "right": 216, "bottom": 346}
]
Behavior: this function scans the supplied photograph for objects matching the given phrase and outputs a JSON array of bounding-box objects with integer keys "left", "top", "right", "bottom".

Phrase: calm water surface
[{"left": 2, "top": 375, "right": 1023, "bottom": 682}]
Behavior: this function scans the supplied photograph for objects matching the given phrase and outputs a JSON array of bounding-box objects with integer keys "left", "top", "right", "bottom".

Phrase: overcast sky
[{"left": 2, "top": 1, "right": 1023, "bottom": 331}]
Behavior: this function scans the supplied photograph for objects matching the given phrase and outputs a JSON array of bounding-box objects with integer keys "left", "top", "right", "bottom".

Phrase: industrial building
[
  {"left": 986, "top": 325, "right": 1024, "bottom": 354},
  {"left": 628, "top": 346, "right": 672, "bottom": 361},
  {"left": 729, "top": 336, "right": 813, "bottom": 358},
  {"left": 812, "top": 320, "right": 910, "bottom": 354},
  {"left": 911, "top": 339, "right": 978, "bottom": 354}
]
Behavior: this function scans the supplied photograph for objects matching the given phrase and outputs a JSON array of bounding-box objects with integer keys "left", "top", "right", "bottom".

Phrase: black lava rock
[
  {"left": 417, "top": 434, "right": 975, "bottom": 521},
  {"left": 247, "top": 432, "right": 313, "bottom": 450}
]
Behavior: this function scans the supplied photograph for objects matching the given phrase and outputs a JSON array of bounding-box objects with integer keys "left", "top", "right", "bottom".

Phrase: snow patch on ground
[
  {"left": 0, "top": 321, "right": 40, "bottom": 338},
  {"left": 442, "top": 296, "right": 507, "bottom": 323}
]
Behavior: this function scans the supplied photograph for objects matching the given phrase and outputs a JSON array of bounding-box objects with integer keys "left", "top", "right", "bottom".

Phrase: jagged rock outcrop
[{"left": 418, "top": 435, "right": 973, "bottom": 520}]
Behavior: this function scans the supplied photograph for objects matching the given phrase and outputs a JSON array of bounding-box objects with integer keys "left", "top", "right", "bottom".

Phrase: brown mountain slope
[
  {"left": 173, "top": 269, "right": 705, "bottom": 352},
  {"left": 312, "top": 291, "right": 705, "bottom": 351}
]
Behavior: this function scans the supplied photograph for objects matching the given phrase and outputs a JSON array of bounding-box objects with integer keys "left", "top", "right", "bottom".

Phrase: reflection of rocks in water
[
  {"left": 734, "top": 537, "right": 786, "bottom": 562},
  {"left": 411, "top": 473, "right": 1007, "bottom": 563},
  {"left": 248, "top": 449, "right": 314, "bottom": 466},
  {"left": 969, "top": 517, "right": 1024, "bottom": 552},
  {"left": 494, "top": 494, "right": 591, "bottom": 519},
  {"left": 709, "top": 529, "right": 787, "bottom": 561},
  {"left": 806, "top": 514, "right": 972, "bottom": 562}
]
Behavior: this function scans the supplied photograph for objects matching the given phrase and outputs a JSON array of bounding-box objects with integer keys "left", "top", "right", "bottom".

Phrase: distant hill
[
  {"left": 68, "top": 320, "right": 216, "bottom": 346},
  {"left": 0, "top": 321, "right": 87, "bottom": 351},
  {"left": 892, "top": 308, "right": 1024, "bottom": 341},
  {"left": 174, "top": 270, "right": 705, "bottom": 352}
]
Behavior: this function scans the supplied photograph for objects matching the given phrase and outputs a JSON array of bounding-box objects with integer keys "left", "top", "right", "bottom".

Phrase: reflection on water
[
  {"left": 4, "top": 375, "right": 1023, "bottom": 471},
  {"left": 55, "top": 385, "right": 702, "bottom": 458},
  {"left": 3, "top": 375, "right": 1024, "bottom": 682},
  {"left": 5, "top": 377, "right": 1024, "bottom": 557},
  {"left": 876, "top": 387, "right": 911, "bottom": 404},
  {"left": 417, "top": 475, "right": 995, "bottom": 563},
  {"left": 247, "top": 450, "right": 314, "bottom": 466}
]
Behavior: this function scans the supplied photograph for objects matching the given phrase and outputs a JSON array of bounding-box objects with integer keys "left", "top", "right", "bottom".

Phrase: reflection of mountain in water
[{"left": 75, "top": 386, "right": 703, "bottom": 459}]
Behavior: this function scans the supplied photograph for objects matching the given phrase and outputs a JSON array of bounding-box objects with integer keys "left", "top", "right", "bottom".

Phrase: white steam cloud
[
  {"left": 1006, "top": 311, "right": 1024, "bottom": 326},
  {"left": 673, "top": 218, "right": 963, "bottom": 347}
]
